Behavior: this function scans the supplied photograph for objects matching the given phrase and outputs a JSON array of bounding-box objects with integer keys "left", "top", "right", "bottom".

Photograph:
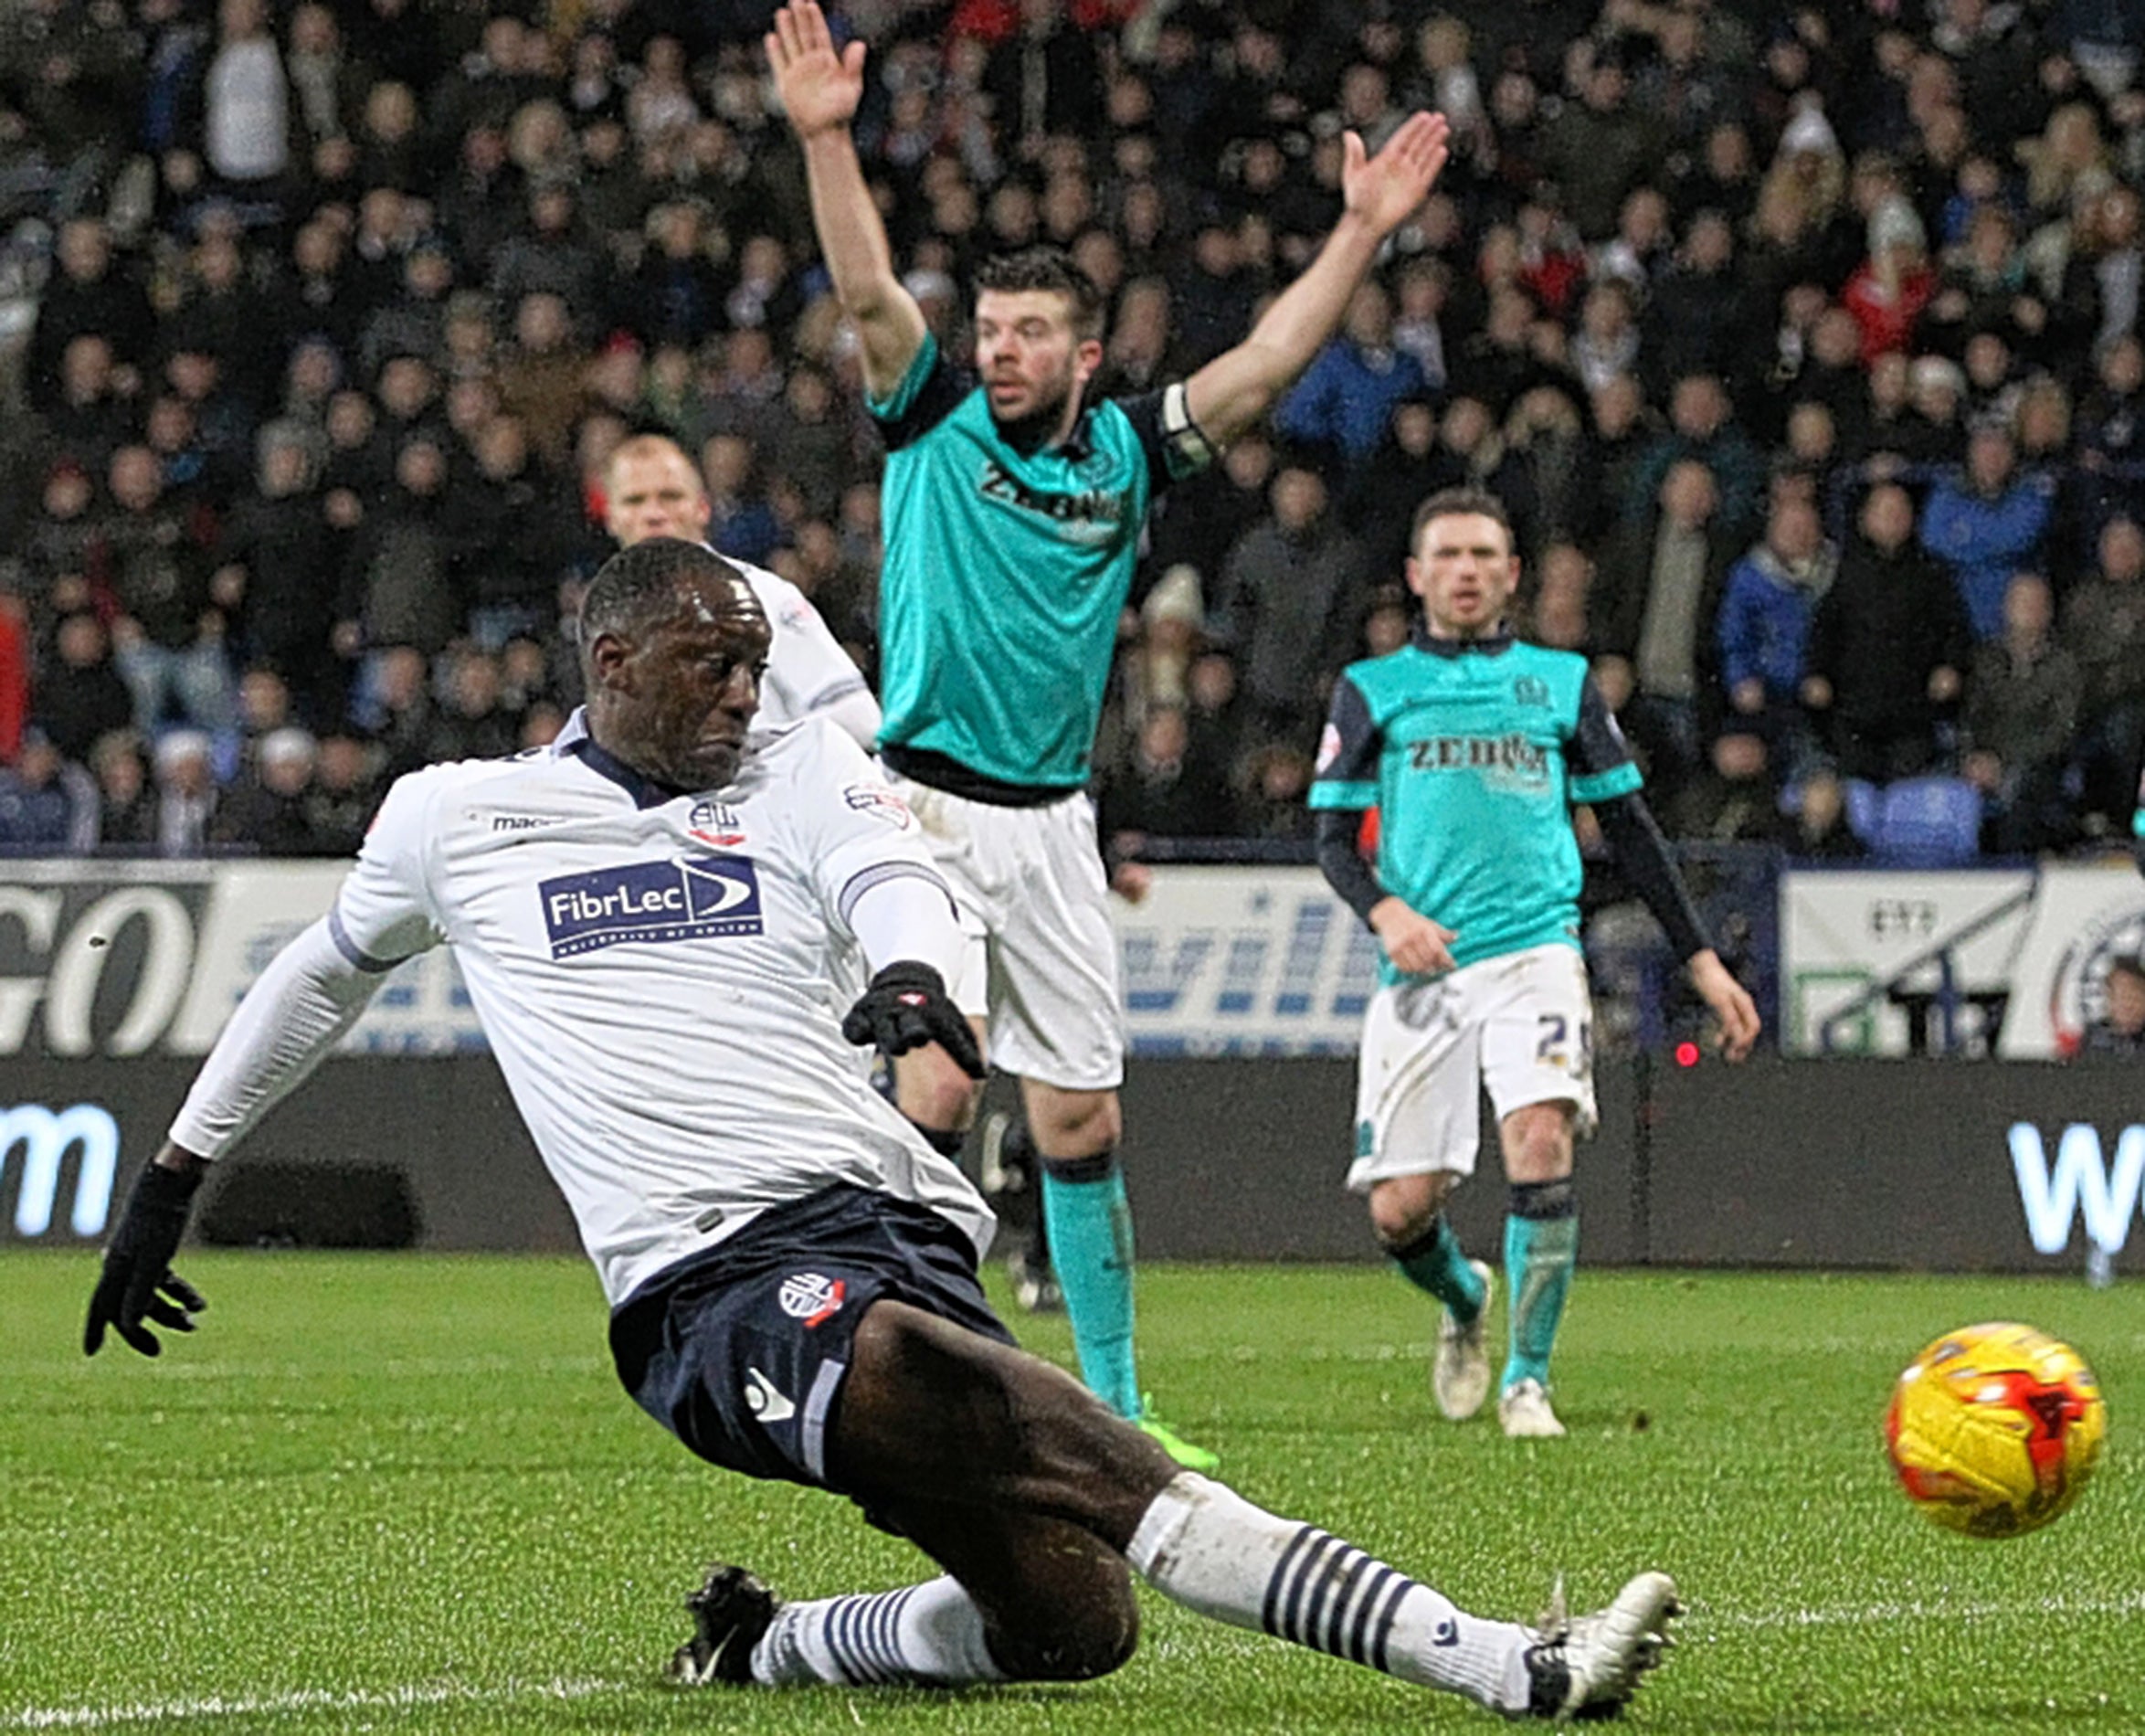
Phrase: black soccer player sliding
[{"left": 87, "top": 538, "right": 1680, "bottom": 1719}]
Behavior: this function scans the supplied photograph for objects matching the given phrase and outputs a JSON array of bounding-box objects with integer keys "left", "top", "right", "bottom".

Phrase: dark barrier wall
[
  {"left": 1646, "top": 1056, "right": 2145, "bottom": 1274},
  {"left": 3, "top": 1055, "right": 2139, "bottom": 1273},
  {"left": 1114, "top": 1059, "right": 1641, "bottom": 1265},
  {"left": 0, "top": 1056, "right": 576, "bottom": 1256}
]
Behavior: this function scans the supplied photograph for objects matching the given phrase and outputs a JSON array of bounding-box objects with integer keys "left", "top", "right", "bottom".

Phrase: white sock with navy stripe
[
  {"left": 749, "top": 1576, "right": 1007, "bottom": 1687},
  {"left": 1125, "top": 1473, "right": 1534, "bottom": 1713}
]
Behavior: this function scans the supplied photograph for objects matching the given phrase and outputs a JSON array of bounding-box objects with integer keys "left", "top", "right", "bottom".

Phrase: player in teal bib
[
  {"left": 770, "top": 0, "right": 1455, "bottom": 1466},
  {"left": 1312, "top": 488, "right": 1760, "bottom": 1438}
]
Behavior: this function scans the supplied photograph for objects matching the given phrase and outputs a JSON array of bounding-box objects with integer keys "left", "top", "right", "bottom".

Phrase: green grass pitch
[{"left": 3, "top": 1255, "right": 2140, "bottom": 1731}]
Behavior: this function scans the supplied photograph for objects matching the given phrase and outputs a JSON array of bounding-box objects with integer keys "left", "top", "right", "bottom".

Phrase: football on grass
[{"left": 1885, "top": 1322, "right": 2106, "bottom": 1539}]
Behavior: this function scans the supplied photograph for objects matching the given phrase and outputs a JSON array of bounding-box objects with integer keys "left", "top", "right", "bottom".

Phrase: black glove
[
  {"left": 84, "top": 1159, "right": 208, "bottom": 1358},
  {"left": 841, "top": 961, "right": 987, "bottom": 1080}
]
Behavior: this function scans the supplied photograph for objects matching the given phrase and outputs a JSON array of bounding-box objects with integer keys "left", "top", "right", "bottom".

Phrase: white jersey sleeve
[
  {"left": 779, "top": 723, "right": 954, "bottom": 949},
  {"left": 327, "top": 767, "right": 449, "bottom": 970},
  {"left": 735, "top": 560, "right": 881, "bottom": 748}
]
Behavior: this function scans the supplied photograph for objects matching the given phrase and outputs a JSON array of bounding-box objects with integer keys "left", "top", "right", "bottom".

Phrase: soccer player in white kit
[
  {"left": 600, "top": 430, "right": 881, "bottom": 749},
  {"left": 83, "top": 540, "right": 1679, "bottom": 1720}
]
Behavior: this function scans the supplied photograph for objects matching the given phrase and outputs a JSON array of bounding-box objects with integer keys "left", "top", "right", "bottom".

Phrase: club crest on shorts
[{"left": 777, "top": 1271, "right": 847, "bottom": 1326}]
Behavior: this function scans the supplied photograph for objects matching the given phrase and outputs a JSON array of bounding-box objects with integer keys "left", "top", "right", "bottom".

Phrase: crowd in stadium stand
[{"left": 1, "top": 0, "right": 2143, "bottom": 862}]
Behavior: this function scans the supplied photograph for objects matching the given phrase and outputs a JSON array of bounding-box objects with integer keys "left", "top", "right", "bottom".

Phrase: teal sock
[
  {"left": 1502, "top": 1180, "right": 1578, "bottom": 1392},
  {"left": 1388, "top": 1213, "right": 1485, "bottom": 1323},
  {"left": 1040, "top": 1156, "right": 1140, "bottom": 1418}
]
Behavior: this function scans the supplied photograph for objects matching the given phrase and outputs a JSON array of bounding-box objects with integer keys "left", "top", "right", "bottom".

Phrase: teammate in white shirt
[
  {"left": 82, "top": 540, "right": 1677, "bottom": 1721},
  {"left": 601, "top": 431, "right": 881, "bottom": 750}
]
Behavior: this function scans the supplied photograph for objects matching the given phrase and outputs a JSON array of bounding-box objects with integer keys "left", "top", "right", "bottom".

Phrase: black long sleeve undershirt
[
  {"left": 1314, "top": 807, "right": 1386, "bottom": 926},
  {"left": 1313, "top": 793, "right": 1714, "bottom": 963},
  {"left": 1592, "top": 792, "right": 1714, "bottom": 962}
]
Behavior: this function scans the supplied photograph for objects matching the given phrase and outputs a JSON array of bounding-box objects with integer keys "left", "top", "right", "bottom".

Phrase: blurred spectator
[
  {"left": 1592, "top": 460, "right": 1738, "bottom": 804},
  {"left": 1630, "top": 374, "right": 1768, "bottom": 542},
  {"left": 0, "top": 730, "right": 95, "bottom": 851},
  {"left": 199, "top": 0, "right": 292, "bottom": 207},
  {"left": 1717, "top": 495, "right": 1836, "bottom": 766},
  {"left": 152, "top": 727, "right": 217, "bottom": 856},
  {"left": 88, "top": 730, "right": 156, "bottom": 851},
  {"left": 2063, "top": 516, "right": 2145, "bottom": 830},
  {"left": 2076, "top": 954, "right": 2145, "bottom": 1059},
  {"left": 1670, "top": 731, "right": 1785, "bottom": 845},
  {"left": 1920, "top": 425, "right": 2057, "bottom": 639},
  {"left": 26, "top": 218, "right": 153, "bottom": 413},
  {"left": 34, "top": 611, "right": 133, "bottom": 764},
  {"left": 1274, "top": 280, "right": 1427, "bottom": 470},
  {"left": 213, "top": 427, "right": 341, "bottom": 711},
  {"left": 1963, "top": 573, "right": 2080, "bottom": 852},
  {"left": 1209, "top": 465, "right": 1368, "bottom": 748},
  {"left": 422, "top": 647, "right": 518, "bottom": 763},
  {"left": 1099, "top": 704, "right": 1233, "bottom": 845},
  {"left": 210, "top": 724, "right": 326, "bottom": 852},
  {"left": 355, "top": 641, "right": 435, "bottom": 779},
  {"left": 1804, "top": 484, "right": 1970, "bottom": 783},
  {"left": 1235, "top": 740, "right": 1316, "bottom": 842},
  {"left": 95, "top": 443, "right": 232, "bottom": 732},
  {"left": 338, "top": 437, "right": 461, "bottom": 656},
  {"left": 300, "top": 733, "right": 381, "bottom": 857}
]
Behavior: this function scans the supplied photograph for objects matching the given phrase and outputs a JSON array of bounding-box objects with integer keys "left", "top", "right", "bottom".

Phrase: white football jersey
[
  {"left": 323, "top": 713, "right": 987, "bottom": 1306},
  {"left": 733, "top": 557, "right": 875, "bottom": 736}
]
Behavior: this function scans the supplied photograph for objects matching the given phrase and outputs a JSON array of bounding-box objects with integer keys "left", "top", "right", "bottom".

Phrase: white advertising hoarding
[
  {"left": 0, "top": 861, "right": 1376, "bottom": 1059},
  {"left": 1780, "top": 869, "right": 2034, "bottom": 1054}
]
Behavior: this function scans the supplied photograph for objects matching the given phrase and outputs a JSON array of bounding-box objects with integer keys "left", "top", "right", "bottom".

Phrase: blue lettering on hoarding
[{"left": 1122, "top": 933, "right": 1215, "bottom": 1013}]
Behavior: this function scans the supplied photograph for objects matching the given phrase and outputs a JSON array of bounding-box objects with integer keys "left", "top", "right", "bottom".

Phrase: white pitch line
[
  {"left": 1704, "top": 1588, "right": 2145, "bottom": 1632},
  {"left": 1, "top": 1677, "right": 636, "bottom": 1731}
]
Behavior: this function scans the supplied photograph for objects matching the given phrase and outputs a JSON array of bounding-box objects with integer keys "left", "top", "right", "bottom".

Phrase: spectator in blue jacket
[
  {"left": 1920, "top": 425, "right": 2056, "bottom": 639},
  {"left": 1718, "top": 493, "right": 1836, "bottom": 769},
  {"left": 1273, "top": 280, "right": 1427, "bottom": 470}
]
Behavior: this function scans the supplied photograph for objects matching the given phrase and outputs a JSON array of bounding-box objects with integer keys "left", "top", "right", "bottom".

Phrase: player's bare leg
[
  {"left": 678, "top": 1298, "right": 1677, "bottom": 1717},
  {"left": 1369, "top": 1170, "right": 1494, "bottom": 1421},
  {"left": 1497, "top": 1100, "right": 1580, "bottom": 1438},
  {"left": 1023, "top": 1079, "right": 1215, "bottom": 1469}
]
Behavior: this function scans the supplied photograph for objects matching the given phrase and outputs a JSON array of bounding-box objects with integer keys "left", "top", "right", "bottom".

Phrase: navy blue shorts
[{"left": 608, "top": 1185, "right": 1015, "bottom": 1492}]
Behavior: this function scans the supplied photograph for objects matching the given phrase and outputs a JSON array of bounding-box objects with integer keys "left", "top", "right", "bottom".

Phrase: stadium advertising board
[
  {"left": 1114, "top": 866, "right": 1379, "bottom": 1055},
  {"left": 0, "top": 862, "right": 483, "bottom": 1057},
  {"left": 0, "top": 863, "right": 1367, "bottom": 1058},
  {"left": 1778, "top": 868, "right": 2035, "bottom": 1055},
  {"left": 1994, "top": 863, "right": 2145, "bottom": 1058},
  {"left": 1649, "top": 1057, "right": 2145, "bottom": 1273}
]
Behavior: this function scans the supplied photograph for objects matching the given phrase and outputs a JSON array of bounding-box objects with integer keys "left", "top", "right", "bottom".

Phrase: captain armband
[{"left": 1160, "top": 382, "right": 1218, "bottom": 471}]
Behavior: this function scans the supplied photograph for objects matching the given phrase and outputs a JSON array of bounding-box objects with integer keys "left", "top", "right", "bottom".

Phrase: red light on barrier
[{"left": 1674, "top": 1041, "right": 1701, "bottom": 1068}]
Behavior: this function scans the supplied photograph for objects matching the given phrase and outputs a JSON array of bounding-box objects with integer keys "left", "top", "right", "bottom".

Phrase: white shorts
[
  {"left": 1347, "top": 943, "right": 1597, "bottom": 1193},
  {"left": 885, "top": 775, "right": 1125, "bottom": 1092}
]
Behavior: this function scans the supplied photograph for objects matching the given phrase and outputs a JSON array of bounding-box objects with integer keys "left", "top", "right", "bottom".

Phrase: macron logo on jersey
[{"left": 539, "top": 855, "right": 765, "bottom": 958}]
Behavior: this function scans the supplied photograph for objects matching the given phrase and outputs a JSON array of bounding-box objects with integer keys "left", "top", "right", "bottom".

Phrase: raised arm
[
  {"left": 1184, "top": 112, "right": 1450, "bottom": 448},
  {"left": 766, "top": 1, "right": 927, "bottom": 400}
]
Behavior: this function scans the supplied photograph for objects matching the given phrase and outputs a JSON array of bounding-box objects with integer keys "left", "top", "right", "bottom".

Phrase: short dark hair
[
  {"left": 974, "top": 246, "right": 1105, "bottom": 341},
  {"left": 581, "top": 536, "right": 742, "bottom": 651},
  {"left": 2108, "top": 953, "right": 2145, "bottom": 985},
  {"left": 1410, "top": 486, "right": 1515, "bottom": 554}
]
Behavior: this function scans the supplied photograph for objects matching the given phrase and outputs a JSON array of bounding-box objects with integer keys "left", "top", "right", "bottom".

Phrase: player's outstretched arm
[
  {"left": 1183, "top": 112, "right": 1449, "bottom": 448},
  {"left": 83, "top": 916, "right": 396, "bottom": 1358},
  {"left": 766, "top": 0, "right": 926, "bottom": 399}
]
